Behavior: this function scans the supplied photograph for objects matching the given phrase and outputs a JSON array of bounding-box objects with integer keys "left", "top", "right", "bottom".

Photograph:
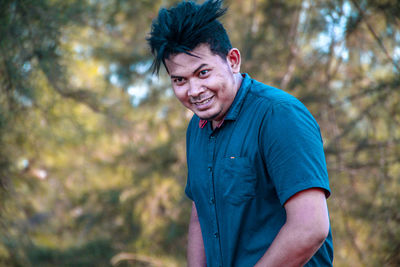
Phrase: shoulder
[
  {"left": 247, "top": 79, "right": 300, "bottom": 105},
  {"left": 245, "top": 79, "right": 321, "bottom": 139},
  {"left": 245, "top": 79, "right": 310, "bottom": 119}
]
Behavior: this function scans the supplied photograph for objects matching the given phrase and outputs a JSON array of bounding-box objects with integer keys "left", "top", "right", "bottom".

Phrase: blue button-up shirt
[{"left": 185, "top": 74, "right": 333, "bottom": 266}]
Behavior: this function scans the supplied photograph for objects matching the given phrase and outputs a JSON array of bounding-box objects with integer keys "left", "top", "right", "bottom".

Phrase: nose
[{"left": 188, "top": 79, "right": 205, "bottom": 98}]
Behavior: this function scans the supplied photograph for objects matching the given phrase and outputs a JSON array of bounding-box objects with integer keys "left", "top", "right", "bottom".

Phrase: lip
[{"left": 192, "top": 95, "right": 214, "bottom": 110}]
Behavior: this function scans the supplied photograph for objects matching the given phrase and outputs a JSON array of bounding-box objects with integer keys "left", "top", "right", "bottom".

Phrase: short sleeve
[{"left": 261, "top": 100, "right": 330, "bottom": 205}]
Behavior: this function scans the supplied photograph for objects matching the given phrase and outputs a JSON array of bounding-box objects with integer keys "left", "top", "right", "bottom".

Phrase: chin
[
  {"left": 197, "top": 113, "right": 218, "bottom": 121},
  {"left": 197, "top": 108, "right": 223, "bottom": 121}
]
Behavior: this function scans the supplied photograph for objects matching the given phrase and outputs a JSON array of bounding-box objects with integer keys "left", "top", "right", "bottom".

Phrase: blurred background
[{"left": 0, "top": 0, "right": 399, "bottom": 266}]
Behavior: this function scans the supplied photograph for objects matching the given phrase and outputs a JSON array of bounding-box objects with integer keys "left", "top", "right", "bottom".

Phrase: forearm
[{"left": 187, "top": 202, "right": 207, "bottom": 267}]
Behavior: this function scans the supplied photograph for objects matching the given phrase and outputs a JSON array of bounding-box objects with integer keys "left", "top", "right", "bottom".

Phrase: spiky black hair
[{"left": 147, "top": 0, "right": 232, "bottom": 74}]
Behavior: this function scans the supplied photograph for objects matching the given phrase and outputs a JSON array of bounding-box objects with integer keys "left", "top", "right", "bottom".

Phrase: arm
[
  {"left": 254, "top": 188, "right": 330, "bottom": 267},
  {"left": 187, "top": 202, "right": 207, "bottom": 267}
]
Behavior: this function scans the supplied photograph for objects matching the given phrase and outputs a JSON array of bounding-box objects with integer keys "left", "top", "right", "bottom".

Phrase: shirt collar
[
  {"left": 199, "top": 73, "right": 252, "bottom": 128},
  {"left": 224, "top": 73, "right": 252, "bottom": 121}
]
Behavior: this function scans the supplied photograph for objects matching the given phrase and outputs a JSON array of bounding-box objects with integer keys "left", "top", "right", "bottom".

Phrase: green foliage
[
  {"left": 0, "top": 0, "right": 399, "bottom": 266},
  {"left": 27, "top": 239, "right": 114, "bottom": 267}
]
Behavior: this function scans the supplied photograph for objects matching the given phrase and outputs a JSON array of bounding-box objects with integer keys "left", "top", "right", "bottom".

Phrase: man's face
[{"left": 165, "top": 44, "right": 241, "bottom": 125}]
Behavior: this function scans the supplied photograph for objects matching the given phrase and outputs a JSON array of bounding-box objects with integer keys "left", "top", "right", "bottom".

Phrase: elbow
[
  {"left": 282, "top": 220, "right": 330, "bottom": 265},
  {"left": 312, "top": 227, "right": 329, "bottom": 247},
  {"left": 302, "top": 206, "right": 331, "bottom": 248},
  {"left": 292, "top": 225, "right": 329, "bottom": 265},
  {"left": 304, "top": 221, "right": 330, "bottom": 249}
]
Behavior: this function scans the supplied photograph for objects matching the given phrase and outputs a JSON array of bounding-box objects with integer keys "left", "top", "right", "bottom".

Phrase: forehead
[{"left": 165, "top": 44, "right": 225, "bottom": 74}]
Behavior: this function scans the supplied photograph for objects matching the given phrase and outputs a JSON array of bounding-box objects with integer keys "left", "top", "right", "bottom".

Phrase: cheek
[
  {"left": 173, "top": 87, "right": 189, "bottom": 102},
  {"left": 208, "top": 74, "right": 229, "bottom": 92}
]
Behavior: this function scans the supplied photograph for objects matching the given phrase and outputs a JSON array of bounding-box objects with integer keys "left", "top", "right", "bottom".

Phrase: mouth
[{"left": 192, "top": 95, "right": 214, "bottom": 110}]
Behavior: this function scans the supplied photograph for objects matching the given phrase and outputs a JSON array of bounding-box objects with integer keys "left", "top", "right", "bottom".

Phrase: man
[{"left": 147, "top": 1, "right": 333, "bottom": 266}]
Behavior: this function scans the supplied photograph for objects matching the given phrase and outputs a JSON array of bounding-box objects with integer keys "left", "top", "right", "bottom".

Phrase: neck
[
  {"left": 234, "top": 73, "right": 244, "bottom": 91},
  {"left": 211, "top": 73, "right": 244, "bottom": 130}
]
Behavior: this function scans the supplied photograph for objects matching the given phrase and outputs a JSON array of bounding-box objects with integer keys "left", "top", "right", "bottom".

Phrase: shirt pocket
[{"left": 219, "top": 157, "right": 257, "bottom": 205}]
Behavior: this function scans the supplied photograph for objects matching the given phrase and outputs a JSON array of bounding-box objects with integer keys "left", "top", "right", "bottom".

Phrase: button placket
[
  {"left": 209, "top": 197, "right": 215, "bottom": 204},
  {"left": 207, "top": 129, "right": 223, "bottom": 266}
]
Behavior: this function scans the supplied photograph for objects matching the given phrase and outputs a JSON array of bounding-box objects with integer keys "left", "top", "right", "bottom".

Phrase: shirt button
[
  {"left": 210, "top": 135, "right": 215, "bottom": 139},
  {"left": 209, "top": 197, "right": 215, "bottom": 204},
  {"left": 208, "top": 167, "right": 212, "bottom": 172},
  {"left": 214, "top": 232, "right": 219, "bottom": 238}
]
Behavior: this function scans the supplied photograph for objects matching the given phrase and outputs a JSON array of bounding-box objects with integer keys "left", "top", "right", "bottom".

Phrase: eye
[
  {"left": 172, "top": 77, "right": 186, "bottom": 86},
  {"left": 199, "top": 69, "right": 210, "bottom": 77}
]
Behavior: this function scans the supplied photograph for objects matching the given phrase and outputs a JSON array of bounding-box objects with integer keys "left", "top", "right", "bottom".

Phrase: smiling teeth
[{"left": 197, "top": 98, "right": 211, "bottom": 105}]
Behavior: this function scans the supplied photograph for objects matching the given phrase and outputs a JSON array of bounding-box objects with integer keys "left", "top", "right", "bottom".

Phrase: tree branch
[
  {"left": 280, "top": 3, "right": 302, "bottom": 89},
  {"left": 350, "top": 0, "right": 400, "bottom": 71}
]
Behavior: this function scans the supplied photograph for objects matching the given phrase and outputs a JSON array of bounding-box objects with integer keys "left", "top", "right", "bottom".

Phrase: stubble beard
[{"left": 197, "top": 106, "right": 224, "bottom": 122}]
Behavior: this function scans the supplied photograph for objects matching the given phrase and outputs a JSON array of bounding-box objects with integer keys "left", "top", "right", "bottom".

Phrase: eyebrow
[
  {"left": 170, "top": 63, "right": 209, "bottom": 79},
  {"left": 193, "top": 63, "right": 208, "bottom": 74}
]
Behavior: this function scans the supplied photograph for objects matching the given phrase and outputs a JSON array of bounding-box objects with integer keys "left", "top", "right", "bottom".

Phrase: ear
[{"left": 226, "top": 48, "right": 241, "bottom": 74}]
